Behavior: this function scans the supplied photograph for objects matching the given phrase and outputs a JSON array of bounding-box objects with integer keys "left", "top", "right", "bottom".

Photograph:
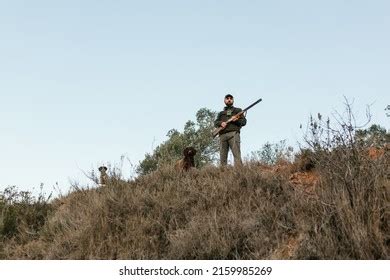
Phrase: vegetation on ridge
[{"left": 0, "top": 103, "right": 389, "bottom": 259}]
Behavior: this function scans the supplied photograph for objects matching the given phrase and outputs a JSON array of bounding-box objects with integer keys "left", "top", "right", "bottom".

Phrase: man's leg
[
  {"left": 219, "top": 133, "right": 229, "bottom": 166},
  {"left": 229, "top": 132, "right": 242, "bottom": 166}
]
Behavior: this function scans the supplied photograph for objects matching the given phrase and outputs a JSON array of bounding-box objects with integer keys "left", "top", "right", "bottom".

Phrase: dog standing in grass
[
  {"left": 175, "top": 147, "right": 197, "bottom": 171},
  {"left": 98, "top": 166, "right": 108, "bottom": 186}
]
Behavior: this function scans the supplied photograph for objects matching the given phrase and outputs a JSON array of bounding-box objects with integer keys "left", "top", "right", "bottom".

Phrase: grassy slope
[{"left": 1, "top": 152, "right": 389, "bottom": 259}]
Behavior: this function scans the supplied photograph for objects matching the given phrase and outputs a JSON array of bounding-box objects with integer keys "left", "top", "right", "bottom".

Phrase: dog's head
[
  {"left": 183, "top": 147, "right": 197, "bottom": 158},
  {"left": 98, "top": 166, "right": 108, "bottom": 173}
]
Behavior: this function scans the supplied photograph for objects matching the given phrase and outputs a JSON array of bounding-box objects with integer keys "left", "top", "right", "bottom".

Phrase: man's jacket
[{"left": 214, "top": 105, "right": 247, "bottom": 135}]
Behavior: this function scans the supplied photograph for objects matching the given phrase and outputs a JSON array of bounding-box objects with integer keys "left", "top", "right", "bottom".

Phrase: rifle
[{"left": 212, "top": 98, "right": 262, "bottom": 138}]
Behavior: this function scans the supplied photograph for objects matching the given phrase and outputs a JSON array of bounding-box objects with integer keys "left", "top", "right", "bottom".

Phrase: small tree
[
  {"left": 136, "top": 108, "right": 219, "bottom": 175},
  {"left": 355, "top": 124, "right": 389, "bottom": 147},
  {"left": 249, "top": 140, "right": 294, "bottom": 164}
]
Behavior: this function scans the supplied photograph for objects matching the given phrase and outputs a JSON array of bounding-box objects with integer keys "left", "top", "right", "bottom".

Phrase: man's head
[{"left": 224, "top": 94, "right": 234, "bottom": 106}]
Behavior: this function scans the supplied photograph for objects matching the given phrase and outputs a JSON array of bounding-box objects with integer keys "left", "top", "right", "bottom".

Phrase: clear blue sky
[{"left": 1, "top": 0, "right": 389, "bottom": 196}]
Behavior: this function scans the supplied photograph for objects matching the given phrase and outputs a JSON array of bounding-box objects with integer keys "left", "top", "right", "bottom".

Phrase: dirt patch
[
  {"left": 367, "top": 147, "right": 386, "bottom": 160},
  {"left": 271, "top": 233, "right": 305, "bottom": 259},
  {"left": 289, "top": 171, "right": 319, "bottom": 195}
]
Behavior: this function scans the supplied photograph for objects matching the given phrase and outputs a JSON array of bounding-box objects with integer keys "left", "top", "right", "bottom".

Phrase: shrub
[{"left": 0, "top": 186, "right": 52, "bottom": 243}]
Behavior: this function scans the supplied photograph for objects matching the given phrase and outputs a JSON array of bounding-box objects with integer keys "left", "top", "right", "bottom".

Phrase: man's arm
[
  {"left": 232, "top": 108, "right": 247, "bottom": 127},
  {"left": 214, "top": 112, "right": 223, "bottom": 128}
]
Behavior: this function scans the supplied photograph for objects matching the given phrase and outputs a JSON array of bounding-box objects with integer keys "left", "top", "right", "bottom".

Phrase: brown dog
[
  {"left": 175, "top": 147, "right": 197, "bottom": 171},
  {"left": 98, "top": 166, "right": 108, "bottom": 186}
]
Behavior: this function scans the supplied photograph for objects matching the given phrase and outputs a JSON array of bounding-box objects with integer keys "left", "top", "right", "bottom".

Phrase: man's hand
[{"left": 221, "top": 122, "right": 227, "bottom": 128}]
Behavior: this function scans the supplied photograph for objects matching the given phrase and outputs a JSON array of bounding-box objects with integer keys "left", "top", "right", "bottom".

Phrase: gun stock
[{"left": 212, "top": 127, "right": 223, "bottom": 138}]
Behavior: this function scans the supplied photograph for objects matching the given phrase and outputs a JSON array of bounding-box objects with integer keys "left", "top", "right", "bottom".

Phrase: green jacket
[{"left": 214, "top": 105, "right": 247, "bottom": 135}]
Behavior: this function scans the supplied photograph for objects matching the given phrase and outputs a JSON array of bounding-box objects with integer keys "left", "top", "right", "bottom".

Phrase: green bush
[{"left": 0, "top": 186, "right": 52, "bottom": 242}]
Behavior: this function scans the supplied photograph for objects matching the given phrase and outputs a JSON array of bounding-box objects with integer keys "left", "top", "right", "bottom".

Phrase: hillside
[{"left": 1, "top": 147, "right": 389, "bottom": 259}]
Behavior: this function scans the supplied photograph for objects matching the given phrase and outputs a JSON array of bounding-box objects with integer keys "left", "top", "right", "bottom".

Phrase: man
[{"left": 214, "top": 94, "right": 247, "bottom": 166}]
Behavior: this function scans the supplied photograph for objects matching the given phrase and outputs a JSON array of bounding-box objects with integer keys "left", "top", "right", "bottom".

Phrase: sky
[{"left": 1, "top": 0, "right": 389, "bottom": 196}]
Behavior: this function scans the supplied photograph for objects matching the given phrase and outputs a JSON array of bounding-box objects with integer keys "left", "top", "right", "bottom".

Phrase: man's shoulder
[{"left": 219, "top": 106, "right": 242, "bottom": 112}]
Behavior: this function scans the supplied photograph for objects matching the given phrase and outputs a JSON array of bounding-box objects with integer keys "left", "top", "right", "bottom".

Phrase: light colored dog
[{"left": 98, "top": 166, "right": 108, "bottom": 186}]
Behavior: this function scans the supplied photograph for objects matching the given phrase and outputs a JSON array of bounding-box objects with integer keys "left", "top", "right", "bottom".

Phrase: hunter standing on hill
[{"left": 214, "top": 94, "right": 247, "bottom": 166}]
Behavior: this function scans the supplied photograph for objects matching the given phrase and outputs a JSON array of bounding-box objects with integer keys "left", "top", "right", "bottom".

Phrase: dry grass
[{"left": 1, "top": 147, "right": 389, "bottom": 259}]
